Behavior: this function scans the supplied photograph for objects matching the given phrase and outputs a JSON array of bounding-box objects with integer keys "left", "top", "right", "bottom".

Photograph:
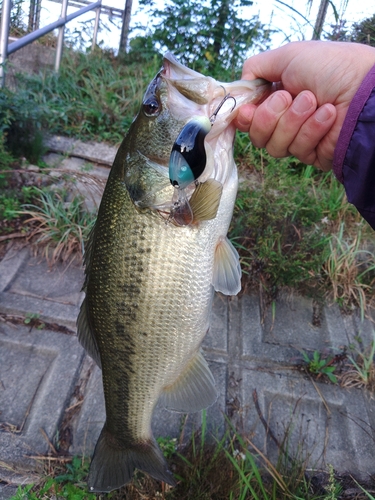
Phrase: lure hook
[{"left": 209, "top": 90, "right": 237, "bottom": 125}]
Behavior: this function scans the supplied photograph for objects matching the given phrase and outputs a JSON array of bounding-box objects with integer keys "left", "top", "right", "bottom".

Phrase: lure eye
[
  {"left": 143, "top": 97, "right": 160, "bottom": 117},
  {"left": 169, "top": 116, "right": 211, "bottom": 189}
]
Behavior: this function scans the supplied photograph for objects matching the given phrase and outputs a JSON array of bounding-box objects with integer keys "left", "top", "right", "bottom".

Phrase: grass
[
  {"left": 10, "top": 48, "right": 162, "bottom": 145},
  {"left": 323, "top": 224, "right": 375, "bottom": 319},
  {"left": 8, "top": 421, "right": 375, "bottom": 500},
  {"left": 340, "top": 331, "right": 375, "bottom": 392},
  {"left": 20, "top": 187, "right": 96, "bottom": 265},
  {"left": 300, "top": 350, "right": 338, "bottom": 384},
  {"left": 230, "top": 140, "right": 375, "bottom": 316}
]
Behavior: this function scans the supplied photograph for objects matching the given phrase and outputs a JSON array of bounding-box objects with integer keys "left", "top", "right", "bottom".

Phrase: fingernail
[
  {"left": 293, "top": 92, "right": 313, "bottom": 113},
  {"left": 267, "top": 93, "right": 288, "bottom": 114},
  {"left": 315, "top": 105, "right": 333, "bottom": 123}
]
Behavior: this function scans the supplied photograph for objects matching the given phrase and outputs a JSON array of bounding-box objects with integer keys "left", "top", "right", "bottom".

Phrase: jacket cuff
[
  {"left": 333, "top": 63, "right": 375, "bottom": 229},
  {"left": 333, "top": 63, "right": 375, "bottom": 184}
]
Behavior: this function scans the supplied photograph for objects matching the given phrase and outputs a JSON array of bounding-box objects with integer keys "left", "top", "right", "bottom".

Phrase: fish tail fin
[{"left": 88, "top": 426, "right": 176, "bottom": 493}]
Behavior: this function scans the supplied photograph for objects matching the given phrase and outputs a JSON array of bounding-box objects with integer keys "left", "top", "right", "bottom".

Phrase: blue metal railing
[{"left": 0, "top": 0, "right": 102, "bottom": 86}]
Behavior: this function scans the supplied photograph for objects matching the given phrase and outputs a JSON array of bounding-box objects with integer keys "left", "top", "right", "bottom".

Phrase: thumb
[{"left": 241, "top": 43, "right": 301, "bottom": 84}]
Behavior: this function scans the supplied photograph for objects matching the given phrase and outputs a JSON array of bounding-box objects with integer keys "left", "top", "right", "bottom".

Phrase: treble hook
[{"left": 209, "top": 89, "right": 237, "bottom": 125}]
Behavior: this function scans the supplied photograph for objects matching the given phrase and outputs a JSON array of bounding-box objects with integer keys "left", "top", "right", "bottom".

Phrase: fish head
[{"left": 121, "top": 53, "right": 271, "bottom": 216}]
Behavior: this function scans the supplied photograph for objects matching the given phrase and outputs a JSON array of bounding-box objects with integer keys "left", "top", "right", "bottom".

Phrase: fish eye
[{"left": 143, "top": 97, "right": 160, "bottom": 117}]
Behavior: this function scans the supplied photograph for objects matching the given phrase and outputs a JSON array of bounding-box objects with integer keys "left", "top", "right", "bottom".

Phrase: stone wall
[{"left": 6, "top": 37, "right": 55, "bottom": 88}]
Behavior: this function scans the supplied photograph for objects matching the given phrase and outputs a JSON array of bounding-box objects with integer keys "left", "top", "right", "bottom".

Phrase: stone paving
[{"left": 1, "top": 137, "right": 375, "bottom": 498}]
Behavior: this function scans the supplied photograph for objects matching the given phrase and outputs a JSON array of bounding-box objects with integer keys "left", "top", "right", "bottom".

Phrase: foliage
[
  {"left": 323, "top": 223, "right": 375, "bottom": 318},
  {"left": 350, "top": 14, "right": 375, "bottom": 46},
  {"left": 230, "top": 139, "right": 375, "bottom": 311},
  {"left": 230, "top": 142, "right": 331, "bottom": 297},
  {"left": 138, "top": 0, "right": 272, "bottom": 79},
  {"left": 301, "top": 350, "right": 338, "bottom": 383},
  {"left": 6, "top": 0, "right": 26, "bottom": 34},
  {"left": 10, "top": 427, "right": 375, "bottom": 499},
  {"left": 12, "top": 48, "right": 161, "bottom": 144},
  {"left": 0, "top": 87, "right": 48, "bottom": 163},
  {"left": 340, "top": 332, "right": 375, "bottom": 392},
  {"left": 10, "top": 457, "right": 98, "bottom": 500},
  {"left": 328, "top": 14, "right": 375, "bottom": 46},
  {"left": 20, "top": 188, "right": 96, "bottom": 265}
]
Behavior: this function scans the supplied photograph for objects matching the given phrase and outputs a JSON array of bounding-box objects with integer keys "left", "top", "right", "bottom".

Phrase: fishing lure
[{"left": 169, "top": 93, "right": 236, "bottom": 225}]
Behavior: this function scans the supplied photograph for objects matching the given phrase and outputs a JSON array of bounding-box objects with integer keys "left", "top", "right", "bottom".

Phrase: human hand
[{"left": 235, "top": 41, "right": 375, "bottom": 171}]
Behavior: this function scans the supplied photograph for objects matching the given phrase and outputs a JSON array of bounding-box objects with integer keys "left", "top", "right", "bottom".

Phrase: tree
[
  {"left": 328, "top": 14, "right": 375, "bottom": 46},
  {"left": 137, "top": 0, "right": 272, "bottom": 78},
  {"left": 350, "top": 14, "right": 375, "bottom": 46}
]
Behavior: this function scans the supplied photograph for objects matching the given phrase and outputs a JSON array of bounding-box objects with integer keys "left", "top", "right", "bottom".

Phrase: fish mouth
[{"left": 161, "top": 52, "right": 216, "bottom": 106}]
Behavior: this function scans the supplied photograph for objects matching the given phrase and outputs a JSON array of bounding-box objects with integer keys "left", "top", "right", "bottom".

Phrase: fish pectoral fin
[
  {"left": 77, "top": 297, "right": 102, "bottom": 368},
  {"left": 190, "top": 179, "right": 223, "bottom": 222},
  {"left": 88, "top": 426, "right": 176, "bottom": 493},
  {"left": 161, "top": 350, "right": 217, "bottom": 413},
  {"left": 212, "top": 237, "right": 242, "bottom": 296}
]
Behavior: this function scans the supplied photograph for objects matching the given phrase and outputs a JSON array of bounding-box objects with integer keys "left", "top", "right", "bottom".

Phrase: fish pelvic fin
[
  {"left": 190, "top": 179, "right": 223, "bottom": 222},
  {"left": 213, "top": 237, "right": 242, "bottom": 296},
  {"left": 88, "top": 427, "right": 176, "bottom": 493},
  {"left": 161, "top": 350, "right": 217, "bottom": 412},
  {"left": 76, "top": 297, "right": 101, "bottom": 368}
]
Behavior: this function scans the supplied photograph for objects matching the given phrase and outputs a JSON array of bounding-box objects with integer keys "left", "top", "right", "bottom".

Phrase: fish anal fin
[
  {"left": 161, "top": 350, "right": 217, "bottom": 412},
  {"left": 190, "top": 179, "right": 223, "bottom": 222},
  {"left": 77, "top": 297, "right": 101, "bottom": 368},
  {"left": 213, "top": 237, "right": 242, "bottom": 296},
  {"left": 88, "top": 426, "right": 176, "bottom": 493}
]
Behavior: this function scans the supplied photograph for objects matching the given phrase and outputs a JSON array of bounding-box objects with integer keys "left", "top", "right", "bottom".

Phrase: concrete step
[{"left": 1, "top": 243, "right": 375, "bottom": 493}]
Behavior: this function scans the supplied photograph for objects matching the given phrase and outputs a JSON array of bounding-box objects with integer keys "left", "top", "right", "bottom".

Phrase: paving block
[
  {"left": 240, "top": 294, "right": 357, "bottom": 366},
  {"left": 44, "top": 136, "right": 117, "bottom": 166},
  {"left": 0, "top": 249, "right": 84, "bottom": 330},
  {"left": 42, "top": 152, "right": 108, "bottom": 212},
  {"left": 0, "top": 483, "right": 18, "bottom": 500},
  {"left": 0, "top": 324, "right": 84, "bottom": 485},
  {"left": 0, "top": 247, "right": 29, "bottom": 294},
  {"left": 239, "top": 368, "right": 375, "bottom": 480}
]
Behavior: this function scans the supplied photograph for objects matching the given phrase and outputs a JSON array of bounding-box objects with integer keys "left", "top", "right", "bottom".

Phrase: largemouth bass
[{"left": 77, "top": 53, "right": 270, "bottom": 493}]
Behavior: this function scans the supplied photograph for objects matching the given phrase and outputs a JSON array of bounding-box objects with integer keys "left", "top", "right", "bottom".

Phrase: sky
[{"left": 15, "top": 0, "right": 375, "bottom": 54}]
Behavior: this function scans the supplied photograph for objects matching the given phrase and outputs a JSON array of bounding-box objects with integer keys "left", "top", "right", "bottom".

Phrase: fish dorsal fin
[
  {"left": 77, "top": 297, "right": 102, "bottom": 368},
  {"left": 190, "top": 179, "right": 223, "bottom": 222},
  {"left": 160, "top": 350, "right": 217, "bottom": 412},
  {"left": 213, "top": 237, "right": 242, "bottom": 296}
]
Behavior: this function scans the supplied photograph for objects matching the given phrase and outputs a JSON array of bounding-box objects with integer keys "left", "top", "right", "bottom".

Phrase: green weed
[
  {"left": 231, "top": 145, "right": 331, "bottom": 297},
  {"left": 12, "top": 48, "right": 162, "bottom": 144},
  {"left": 0, "top": 194, "right": 20, "bottom": 221},
  {"left": 301, "top": 350, "right": 338, "bottom": 384},
  {"left": 10, "top": 457, "right": 98, "bottom": 500},
  {"left": 20, "top": 188, "right": 96, "bottom": 265},
  {"left": 340, "top": 332, "right": 375, "bottom": 392},
  {"left": 24, "top": 313, "right": 45, "bottom": 330},
  {"left": 324, "top": 223, "right": 375, "bottom": 319}
]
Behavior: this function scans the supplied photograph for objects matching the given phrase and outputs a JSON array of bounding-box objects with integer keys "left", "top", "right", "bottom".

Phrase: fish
[{"left": 77, "top": 53, "right": 270, "bottom": 493}]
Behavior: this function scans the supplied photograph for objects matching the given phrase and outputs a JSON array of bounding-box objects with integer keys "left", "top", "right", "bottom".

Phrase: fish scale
[{"left": 77, "top": 52, "right": 271, "bottom": 493}]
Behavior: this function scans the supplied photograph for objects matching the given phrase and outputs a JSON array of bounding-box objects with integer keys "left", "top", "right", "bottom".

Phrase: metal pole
[
  {"left": 8, "top": 1, "right": 102, "bottom": 55},
  {"left": 91, "top": 4, "right": 101, "bottom": 51},
  {"left": 55, "top": 0, "right": 69, "bottom": 73},
  {"left": 0, "top": 0, "right": 11, "bottom": 87}
]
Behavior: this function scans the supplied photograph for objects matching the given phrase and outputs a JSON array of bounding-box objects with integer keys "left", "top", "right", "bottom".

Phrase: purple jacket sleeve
[{"left": 333, "top": 64, "right": 375, "bottom": 230}]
